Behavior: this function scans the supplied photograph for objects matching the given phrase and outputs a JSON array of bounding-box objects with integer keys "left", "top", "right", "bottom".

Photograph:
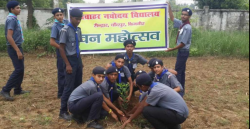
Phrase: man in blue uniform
[
  {"left": 68, "top": 66, "right": 107, "bottom": 129},
  {"left": 50, "top": 8, "right": 69, "bottom": 99},
  {"left": 166, "top": 4, "right": 193, "bottom": 96},
  {"left": 0, "top": 1, "right": 29, "bottom": 101},
  {"left": 59, "top": 8, "right": 83, "bottom": 121},
  {"left": 107, "top": 54, "right": 133, "bottom": 102},
  {"left": 122, "top": 74, "right": 189, "bottom": 129}
]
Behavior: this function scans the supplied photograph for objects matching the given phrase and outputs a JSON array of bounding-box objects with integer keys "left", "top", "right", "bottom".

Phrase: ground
[{"left": 0, "top": 53, "right": 249, "bottom": 129}]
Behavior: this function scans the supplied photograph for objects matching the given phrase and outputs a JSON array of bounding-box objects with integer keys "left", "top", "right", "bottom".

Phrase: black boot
[
  {"left": 87, "top": 121, "right": 103, "bottom": 129},
  {"left": 59, "top": 112, "right": 72, "bottom": 121},
  {"left": 0, "top": 90, "right": 14, "bottom": 101},
  {"left": 14, "top": 90, "right": 30, "bottom": 95},
  {"left": 72, "top": 114, "right": 85, "bottom": 124}
]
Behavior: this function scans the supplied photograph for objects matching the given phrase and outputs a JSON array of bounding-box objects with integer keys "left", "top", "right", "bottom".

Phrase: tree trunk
[{"left": 27, "top": 0, "right": 33, "bottom": 29}]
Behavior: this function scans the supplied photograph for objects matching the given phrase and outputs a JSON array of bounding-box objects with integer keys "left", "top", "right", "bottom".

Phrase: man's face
[
  {"left": 181, "top": 11, "right": 191, "bottom": 22},
  {"left": 93, "top": 74, "right": 105, "bottom": 84},
  {"left": 115, "top": 58, "right": 125, "bottom": 69},
  {"left": 107, "top": 72, "right": 118, "bottom": 83},
  {"left": 70, "top": 16, "right": 82, "bottom": 27},
  {"left": 11, "top": 5, "right": 21, "bottom": 15},
  {"left": 150, "top": 67, "right": 154, "bottom": 72},
  {"left": 138, "top": 85, "right": 149, "bottom": 92},
  {"left": 125, "top": 44, "right": 135, "bottom": 54},
  {"left": 153, "top": 64, "right": 164, "bottom": 75},
  {"left": 54, "top": 12, "right": 64, "bottom": 23}
]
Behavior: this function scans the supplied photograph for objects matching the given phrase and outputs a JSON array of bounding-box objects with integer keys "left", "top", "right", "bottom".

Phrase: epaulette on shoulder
[{"left": 61, "top": 25, "right": 69, "bottom": 32}]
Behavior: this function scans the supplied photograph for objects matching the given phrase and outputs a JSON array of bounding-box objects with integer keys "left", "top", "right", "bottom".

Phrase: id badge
[
  {"left": 180, "top": 28, "right": 184, "bottom": 35},
  {"left": 133, "top": 64, "right": 137, "bottom": 69},
  {"left": 72, "top": 43, "right": 74, "bottom": 46},
  {"left": 120, "top": 73, "right": 125, "bottom": 77}
]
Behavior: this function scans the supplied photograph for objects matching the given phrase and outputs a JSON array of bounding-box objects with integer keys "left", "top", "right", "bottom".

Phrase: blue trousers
[
  {"left": 56, "top": 49, "right": 65, "bottom": 97},
  {"left": 175, "top": 50, "right": 189, "bottom": 97},
  {"left": 68, "top": 92, "right": 107, "bottom": 121},
  {"left": 60, "top": 56, "right": 83, "bottom": 114},
  {"left": 2, "top": 46, "right": 24, "bottom": 93}
]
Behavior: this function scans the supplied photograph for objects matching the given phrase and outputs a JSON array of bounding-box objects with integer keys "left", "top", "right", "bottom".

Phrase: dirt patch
[{"left": 0, "top": 54, "right": 249, "bottom": 129}]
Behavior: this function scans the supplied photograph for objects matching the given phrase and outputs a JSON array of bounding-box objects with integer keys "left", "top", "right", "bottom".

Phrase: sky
[{"left": 84, "top": 0, "right": 195, "bottom": 4}]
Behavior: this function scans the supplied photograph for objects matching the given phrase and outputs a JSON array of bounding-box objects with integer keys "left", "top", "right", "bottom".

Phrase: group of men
[{"left": 1, "top": 1, "right": 193, "bottom": 129}]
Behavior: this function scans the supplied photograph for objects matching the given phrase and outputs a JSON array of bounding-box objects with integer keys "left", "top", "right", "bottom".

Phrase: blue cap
[
  {"left": 135, "top": 70, "right": 147, "bottom": 78},
  {"left": 136, "top": 73, "right": 152, "bottom": 86},
  {"left": 52, "top": 8, "right": 64, "bottom": 15},
  {"left": 7, "top": 1, "right": 19, "bottom": 10},
  {"left": 124, "top": 39, "right": 136, "bottom": 47},
  {"left": 70, "top": 8, "right": 83, "bottom": 17},
  {"left": 182, "top": 8, "right": 192, "bottom": 16},
  {"left": 93, "top": 66, "right": 106, "bottom": 75},
  {"left": 106, "top": 66, "right": 118, "bottom": 74}
]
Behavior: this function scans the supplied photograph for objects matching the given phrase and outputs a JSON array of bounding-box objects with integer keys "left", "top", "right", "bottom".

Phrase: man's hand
[
  {"left": 66, "top": 65, "right": 73, "bottom": 74},
  {"left": 121, "top": 119, "right": 132, "bottom": 129},
  {"left": 117, "top": 110, "right": 125, "bottom": 117},
  {"left": 120, "top": 116, "right": 128, "bottom": 123},
  {"left": 16, "top": 51, "right": 23, "bottom": 60},
  {"left": 166, "top": 48, "right": 174, "bottom": 52},
  {"left": 111, "top": 112, "right": 119, "bottom": 121},
  {"left": 126, "top": 95, "right": 132, "bottom": 102}
]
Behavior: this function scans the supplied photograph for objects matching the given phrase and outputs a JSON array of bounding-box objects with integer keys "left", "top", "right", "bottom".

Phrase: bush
[{"left": 0, "top": 28, "right": 55, "bottom": 53}]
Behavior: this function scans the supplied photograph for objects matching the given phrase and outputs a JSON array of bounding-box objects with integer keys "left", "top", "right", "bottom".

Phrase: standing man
[
  {"left": 50, "top": 8, "right": 69, "bottom": 99},
  {"left": 166, "top": 3, "right": 193, "bottom": 96},
  {"left": 0, "top": 1, "right": 29, "bottom": 101},
  {"left": 59, "top": 8, "right": 83, "bottom": 121}
]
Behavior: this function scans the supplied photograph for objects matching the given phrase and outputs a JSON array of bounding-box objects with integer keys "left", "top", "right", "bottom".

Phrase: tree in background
[
  {"left": 59, "top": 0, "right": 85, "bottom": 8},
  {"left": 195, "top": 0, "right": 249, "bottom": 10}
]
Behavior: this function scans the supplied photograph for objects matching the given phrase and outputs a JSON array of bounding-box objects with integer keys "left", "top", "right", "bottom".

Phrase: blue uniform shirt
[
  {"left": 50, "top": 19, "right": 69, "bottom": 44},
  {"left": 5, "top": 16, "right": 23, "bottom": 46},
  {"left": 174, "top": 18, "right": 192, "bottom": 51}
]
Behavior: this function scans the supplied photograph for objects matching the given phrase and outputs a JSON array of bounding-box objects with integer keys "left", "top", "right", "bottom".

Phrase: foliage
[
  {"left": 59, "top": 0, "right": 85, "bottom": 8},
  {"left": 116, "top": 83, "right": 129, "bottom": 110},
  {"left": 194, "top": 0, "right": 249, "bottom": 9}
]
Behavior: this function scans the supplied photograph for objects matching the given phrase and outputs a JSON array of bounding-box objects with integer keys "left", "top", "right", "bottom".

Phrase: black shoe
[
  {"left": 59, "top": 113, "right": 72, "bottom": 121},
  {"left": 72, "top": 114, "right": 85, "bottom": 124},
  {"left": 14, "top": 90, "right": 30, "bottom": 95},
  {"left": 0, "top": 90, "right": 14, "bottom": 101},
  {"left": 87, "top": 121, "right": 103, "bottom": 129}
]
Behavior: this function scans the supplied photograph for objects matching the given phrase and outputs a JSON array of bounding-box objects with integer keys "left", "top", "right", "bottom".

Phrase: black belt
[{"left": 8, "top": 45, "right": 21, "bottom": 48}]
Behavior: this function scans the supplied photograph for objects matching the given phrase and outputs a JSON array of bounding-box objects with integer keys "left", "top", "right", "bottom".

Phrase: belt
[
  {"left": 8, "top": 45, "right": 21, "bottom": 48},
  {"left": 179, "top": 49, "right": 189, "bottom": 52},
  {"left": 67, "top": 54, "right": 78, "bottom": 57}
]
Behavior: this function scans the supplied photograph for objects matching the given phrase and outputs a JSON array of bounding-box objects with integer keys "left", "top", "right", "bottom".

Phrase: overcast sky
[{"left": 84, "top": 0, "right": 194, "bottom": 4}]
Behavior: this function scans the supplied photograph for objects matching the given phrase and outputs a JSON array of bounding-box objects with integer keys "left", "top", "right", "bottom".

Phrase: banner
[{"left": 67, "top": 1, "right": 168, "bottom": 54}]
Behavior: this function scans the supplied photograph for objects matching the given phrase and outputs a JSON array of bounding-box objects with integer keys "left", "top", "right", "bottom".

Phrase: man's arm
[
  {"left": 7, "top": 30, "right": 23, "bottom": 60},
  {"left": 102, "top": 101, "right": 119, "bottom": 121},
  {"left": 167, "top": 2, "right": 174, "bottom": 22},
  {"left": 103, "top": 94, "right": 125, "bottom": 117},
  {"left": 50, "top": 38, "right": 60, "bottom": 49},
  {"left": 168, "top": 69, "right": 178, "bottom": 75},
  {"left": 59, "top": 44, "right": 72, "bottom": 74},
  {"left": 127, "top": 77, "right": 133, "bottom": 102},
  {"left": 122, "top": 97, "right": 149, "bottom": 128},
  {"left": 166, "top": 43, "right": 185, "bottom": 52},
  {"left": 174, "top": 87, "right": 181, "bottom": 92}
]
